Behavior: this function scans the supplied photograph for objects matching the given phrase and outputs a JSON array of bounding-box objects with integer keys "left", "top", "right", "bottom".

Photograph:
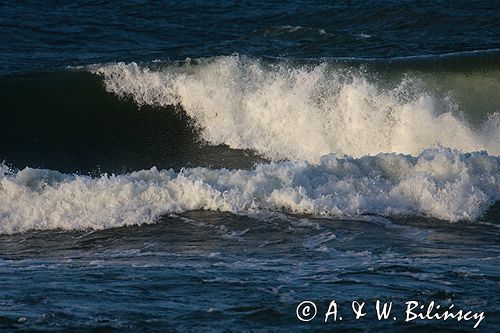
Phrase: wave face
[
  {"left": 94, "top": 56, "right": 500, "bottom": 162},
  {"left": 1, "top": 149, "right": 498, "bottom": 234}
]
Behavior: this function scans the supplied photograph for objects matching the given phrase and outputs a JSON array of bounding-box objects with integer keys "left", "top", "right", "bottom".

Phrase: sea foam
[
  {"left": 1, "top": 149, "right": 498, "bottom": 234},
  {"left": 93, "top": 56, "right": 500, "bottom": 162}
]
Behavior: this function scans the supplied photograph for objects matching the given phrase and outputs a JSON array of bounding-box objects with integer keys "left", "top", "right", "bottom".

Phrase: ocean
[{"left": 0, "top": 1, "right": 499, "bottom": 331}]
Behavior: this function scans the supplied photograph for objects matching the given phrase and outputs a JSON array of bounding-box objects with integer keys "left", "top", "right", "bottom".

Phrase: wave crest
[{"left": 93, "top": 56, "right": 500, "bottom": 162}]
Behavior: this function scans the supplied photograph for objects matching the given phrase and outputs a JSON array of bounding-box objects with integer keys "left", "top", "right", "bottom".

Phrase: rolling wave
[
  {"left": 1, "top": 54, "right": 499, "bottom": 233},
  {"left": 93, "top": 55, "right": 500, "bottom": 162},
  {"left": 0, "top": 148, "right": 498, "bottom": 234}
]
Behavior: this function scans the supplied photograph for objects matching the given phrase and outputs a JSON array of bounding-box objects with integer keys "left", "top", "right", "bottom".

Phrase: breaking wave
[
  {"left": 93, "top": 55, "right": 500, "bottom": 162},
  {"left": 1, "top": 149, "right": 498, "bottom": 234}
]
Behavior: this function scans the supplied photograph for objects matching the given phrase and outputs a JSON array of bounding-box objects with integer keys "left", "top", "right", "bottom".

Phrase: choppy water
[
  {"left": 0, "top": 1, "right": 499, "bottom": 331},
  {"left": 0, "top": 214, "right": 498, "bottom": 331}
]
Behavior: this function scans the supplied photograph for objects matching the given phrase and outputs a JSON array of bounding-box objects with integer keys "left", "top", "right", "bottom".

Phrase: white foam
[
  {"left": 93, "top": 56, "right": 500, "bottom": 162},
  {"left": 1, "top": 149, "right": 498, "bottom": 234}
]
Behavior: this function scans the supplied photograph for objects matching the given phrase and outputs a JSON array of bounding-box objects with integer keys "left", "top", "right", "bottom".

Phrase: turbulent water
[{"left": 0, "top": 1, "right": 499, "bottom": 332}]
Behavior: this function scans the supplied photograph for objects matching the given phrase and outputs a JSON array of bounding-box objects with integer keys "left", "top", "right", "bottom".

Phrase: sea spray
[{"left": 93, "top": 56, "right": 500, "bottom": 162}]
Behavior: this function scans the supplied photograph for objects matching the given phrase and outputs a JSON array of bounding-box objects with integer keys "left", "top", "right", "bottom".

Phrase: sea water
[{"left": 0, "top": 1, "right": 499, "bottom": 331}]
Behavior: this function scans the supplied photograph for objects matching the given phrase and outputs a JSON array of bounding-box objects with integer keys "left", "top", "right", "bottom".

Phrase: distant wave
[
  {"left": 92, "top": 55, "right": 500, "bottom": 162},
  {"left": 282, "top": 47, "right": 500, "bottom": 63},
  {"left": 263, "top": 25, "right": 329, "bottom": 36},
  {"left": 1, "top": 149, "right": 498, "bottom": 234}
]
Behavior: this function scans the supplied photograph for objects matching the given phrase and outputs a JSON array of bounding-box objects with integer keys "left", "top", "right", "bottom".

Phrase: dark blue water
[
  {"left": 0, "top": 1, "right": 499, "bottom": 332},
  {"left": 2, "top": 0, "right": 500, "bottom": 74}
]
